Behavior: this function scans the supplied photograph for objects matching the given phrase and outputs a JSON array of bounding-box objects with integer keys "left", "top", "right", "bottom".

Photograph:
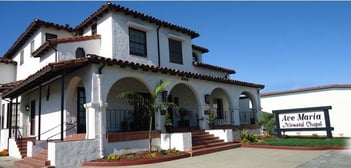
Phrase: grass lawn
[{"left": 256, "top": 137, "right": 349, "bottom": 147}]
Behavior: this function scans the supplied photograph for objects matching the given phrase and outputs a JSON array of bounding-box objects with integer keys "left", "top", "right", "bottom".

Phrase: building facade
[
  {"left": 0, "top": 2, "right": 264, "bottom": 167},
  {"left": 261, "top": 84, "right": 351, "bottom": 138}
]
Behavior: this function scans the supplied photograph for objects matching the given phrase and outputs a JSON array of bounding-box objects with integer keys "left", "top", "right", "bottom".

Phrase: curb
[{"left": 241, "top": 144, "right": 351, "bottom": 150}]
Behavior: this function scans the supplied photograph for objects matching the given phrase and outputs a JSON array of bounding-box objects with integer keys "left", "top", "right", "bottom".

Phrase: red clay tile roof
[
  {"left": 2, "top": 54, "right": 263, "bottom": 98},
  {"left": 193, "top": 61, "right": 235, "bottom": 74},
  {"left": 3, "top": 19, "right": 74, "bottom": 59},
  {"left": 32, "top": 35, "right": 101, "bottom": 58},
  {"left": 0, "top": 80, "right": 23, "bottom": 93},
  {"left": 192, "top": 45, "right": 209, "bottom": 53},
  {"left": 261, "top": 84, "right": 351, "bottom": 97},
  {"left": 86, "top": 54, "right": 261, "bottom": 88},
  {"left": 0, "top": 57, "right": 17, "bottom": 65},
  {"left": 75, "top": 2, "right": 199, "bottom": 38},
  {"left": 2, "top": 58, "right": 88, "bottom": 98}
]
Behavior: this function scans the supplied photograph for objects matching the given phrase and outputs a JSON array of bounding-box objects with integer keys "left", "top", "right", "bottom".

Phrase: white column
[
  {"left": 231, "top": 106, "right": 240, "bottom": 126},
  {"left": 84, "top": 103, "right": 96, "bottom": 139},
  {"left": 198, "top": 105, "right": 210, "bottom": 129}
]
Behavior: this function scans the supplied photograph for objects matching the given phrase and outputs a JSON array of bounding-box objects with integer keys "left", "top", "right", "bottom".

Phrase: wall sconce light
[
  {"left": 25, "top": 105, "right": 30, "bottom": 111},
  {"left": 161, "top": 91, "right": 168, "bottom": 101},
  {"left": 204, "top": 94, "right": 210, "bottom": 104}
]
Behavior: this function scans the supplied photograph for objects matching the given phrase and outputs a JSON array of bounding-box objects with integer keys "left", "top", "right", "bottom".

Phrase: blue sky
[{"left": 1, "top": 1, "right": 351, "bottom": 93}]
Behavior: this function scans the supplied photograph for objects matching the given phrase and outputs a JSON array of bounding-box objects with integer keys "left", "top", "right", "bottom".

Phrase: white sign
[{"left": 278, "top": 111, "right": 326, "bottom": 129}]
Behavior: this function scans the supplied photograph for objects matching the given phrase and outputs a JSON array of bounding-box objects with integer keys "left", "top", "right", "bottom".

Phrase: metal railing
[
  {"left": 239, "top": 111, "right": 257, "bottom": 124},
  {"left": 45, "top": 122, "right": 77, "bottom": 141}
]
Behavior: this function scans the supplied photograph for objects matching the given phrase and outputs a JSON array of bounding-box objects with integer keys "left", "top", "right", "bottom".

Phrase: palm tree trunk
[{"left": 148, "top": 115, "right": 153, "bottom": 153}]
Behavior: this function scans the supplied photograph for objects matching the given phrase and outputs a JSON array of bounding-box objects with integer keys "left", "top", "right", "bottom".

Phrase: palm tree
[{"left": 119, "top": 80, "right": 175, "bottom": 152}]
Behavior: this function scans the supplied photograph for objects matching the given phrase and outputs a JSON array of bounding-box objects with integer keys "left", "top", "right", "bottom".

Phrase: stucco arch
[
  {"left": 208, "top": 87, "right": 232, "bottom": 125},
  {"left": 168, "top": 83, "right": 200, "bottom": 127},
  {"left": 238, "top": 90, "right": 260, "bottom": 124},
  {"left": 65, "top": 76, "right": 86, "bottom": 134},
  {"left": 105, "top": 77, "right": 153, "bottom": 132}
]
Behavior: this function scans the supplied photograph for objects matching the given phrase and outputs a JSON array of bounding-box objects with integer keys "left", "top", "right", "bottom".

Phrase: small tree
[
  {"left": 258, "top": 112, "right": 275, "bottom": 135},
  {"left": 119, "top": 81, "right": 173, "bottom": 152}
]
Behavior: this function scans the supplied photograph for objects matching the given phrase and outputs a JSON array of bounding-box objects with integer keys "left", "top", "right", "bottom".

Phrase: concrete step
[{"left": 191, "top": 143, "right": 241, "bottom": 157}]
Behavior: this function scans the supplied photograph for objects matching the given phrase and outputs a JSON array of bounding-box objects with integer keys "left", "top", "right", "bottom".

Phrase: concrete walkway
[
  {"left": 2, "top": 148, "right": 351, "bottom": 168},
  {"left": 0, "top": 156, "right": 20, "bottom": 168}
]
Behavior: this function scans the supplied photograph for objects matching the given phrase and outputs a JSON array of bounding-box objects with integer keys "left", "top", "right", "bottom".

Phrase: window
[
  {"left": 192, "top": 53, "right": 199, "bottom": 62},
  {"left": 20, "top": 50, "right": 24, "bottom": 65},
  {"left": 75, "top": 48, "right": 85, "bottom": 58},
  {"left": 91, "top": 23, "right": 97, "bottom": 35},
  {"left": 30, "top": 40, "right": 35, "bottom": 55},
  {"left": 45, "top": 33, "right": 57, "bottom": 41},
  {"left": 169, "top": 39, "right": 183, "bottom": 64},
  {"left": 129, "top": 28, "right": 147, "bottom": 57}
]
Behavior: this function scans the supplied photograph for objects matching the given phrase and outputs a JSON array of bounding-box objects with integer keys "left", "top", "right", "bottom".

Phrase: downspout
[
  {"left": 157, "top": 25, "right": 161, "bottom": 67},
  {"left": 60, "top": 74, "right": 65, "bottom": 141},
  {"left": 15, "top": 97, "right": 18, "bottom": 139},
  {"left": 38, "top": 85, "right": 42, "bottom": 140},
  {"left": 97, "top": 63, "right": 105, "bottom": 158}
]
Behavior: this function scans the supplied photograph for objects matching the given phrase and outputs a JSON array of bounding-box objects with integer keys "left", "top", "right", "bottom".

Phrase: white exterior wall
[
  {"left": 14, "top": 27, "right": 74, "bottom": 80},
  {"left": 57, "top": 39, "right": 101, "bottom": 61},
  {"left": 104, "top": 138, "right": 161, "bottom": 155},
  {"left": 261, "top": 89, "right": 351, "bottom": 137},
  {"left": 48, "top": 139, "right": 100, "bottom": 168},
  {"left": 160, "top": 133, "right": 192, "bottom": 151},
  {"left": 0, "top": 63, "right": 16, "bottom": 83}
]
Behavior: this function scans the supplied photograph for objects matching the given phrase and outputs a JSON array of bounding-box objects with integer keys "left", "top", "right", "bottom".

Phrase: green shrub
[
  {"left": 241, "top": 129, "right": 259, "bottom": 143},
  {"left": 160, "top": 150, "right": 167, "bottom": 155},
  {"left": 107, "top": 153, "right": 120, "bottom": 160},
  {"left": 150, "top": 152, "right": 157, "bottom": 158},
  {"left": 127, "top": 155, "right": 134, "bottom": 160}
]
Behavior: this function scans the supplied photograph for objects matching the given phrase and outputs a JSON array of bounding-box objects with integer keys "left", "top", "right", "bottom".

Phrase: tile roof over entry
[{"left": 2, "top": 55, "right": 264, "bottom": 98}]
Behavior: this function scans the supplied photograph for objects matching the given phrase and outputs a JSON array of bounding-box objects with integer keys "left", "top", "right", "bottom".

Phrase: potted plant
[
  {"left": 164, "top": 111, "right": 173, "bottom": 133},
  {"left": 177, "top": 107, "right": 190, "bottom": 128},
  {"left": 208, "top": 110, "right": 216, "bottom": 129}
]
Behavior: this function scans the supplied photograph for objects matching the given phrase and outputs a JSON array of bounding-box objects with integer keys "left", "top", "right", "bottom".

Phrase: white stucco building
[
  {"left": 0, "top": 2, "right": 264, "bottom": 167},
  {"left": 261, "top": 84, "right": 351, "bottom": 138}
]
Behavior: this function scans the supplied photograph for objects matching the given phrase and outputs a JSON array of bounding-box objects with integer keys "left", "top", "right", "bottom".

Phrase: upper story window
[
  {"left": 75, "top": 48, "right": 85, "bottom": 58},
  {"left": 192, "top": 53, "right": 199, "bottom": 62},
  {"left": 30, "top": 40, "right": 35, "bottom": 56},
  {"left": 129, "top": 28, "right": 147, "bottom": 57},
  {"left": 169, "top": 38, "right": 183, "bottom": 64},
  {"left": 91, "top": 23, "right": 97, "bottom": 35},
  {"left": 20, "top": 50, "right": 24, "bottom": 65},
  {"left": 45, "top": 33, "right": 57, "bottom": 41}
]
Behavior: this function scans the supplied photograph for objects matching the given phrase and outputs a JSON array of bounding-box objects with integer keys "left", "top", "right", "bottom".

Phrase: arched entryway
[
  {"left": 106, "top": 77, "right": 152, "bottom": 132},
  {"left": 239, "top": 91, "right": 258, "bottom": 124},
  {"left": 66, "top": 77, "right": 87, "bottom": 135},
  {"left": 209, "top": 88, "right": 231, "bottom": 126},
  {"left": 168, "top": 83, "right": 199, "bottom": 128}
]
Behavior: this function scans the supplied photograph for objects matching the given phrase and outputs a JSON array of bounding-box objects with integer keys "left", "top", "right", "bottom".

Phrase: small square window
[
  {"left": 91, "top": 23, "right": 97, "bottom": 35},
  {"left": 45, "top": 33, "right": 57, "bottom": 41},
  {"left": 20, "top": 50, "right": 24, "bottom": 65}
]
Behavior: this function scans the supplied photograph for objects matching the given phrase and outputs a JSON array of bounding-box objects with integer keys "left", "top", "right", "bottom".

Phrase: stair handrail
[
  {"left": 46, "top": 123, "right": 77, "bottom": 142},
  {"left": 39, "top": 122, "right": 70, "bottom": 138},
  {"left": 12, "top": 126, "right": 23, "bottom": 150}
]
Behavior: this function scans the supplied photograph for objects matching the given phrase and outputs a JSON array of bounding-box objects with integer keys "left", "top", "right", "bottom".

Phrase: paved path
[
  {"left": 2, "top": 148, "right": 351, "bottom": 168},
  {"left": 0, "top": 156, "right": 19, "bottom": 168}
]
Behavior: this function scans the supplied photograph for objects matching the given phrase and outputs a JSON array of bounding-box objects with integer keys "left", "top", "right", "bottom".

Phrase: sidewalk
[
  {"left": 2, "top": 148, "right": 351, "bottom": 168},
  {"left": 0, "top": 156, "right": 20, "bottom": 168}
]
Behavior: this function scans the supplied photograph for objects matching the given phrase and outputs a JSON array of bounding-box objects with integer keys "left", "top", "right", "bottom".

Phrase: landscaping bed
[{"left": 82, "top": 149, "right": 190, "bottom": 166}]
